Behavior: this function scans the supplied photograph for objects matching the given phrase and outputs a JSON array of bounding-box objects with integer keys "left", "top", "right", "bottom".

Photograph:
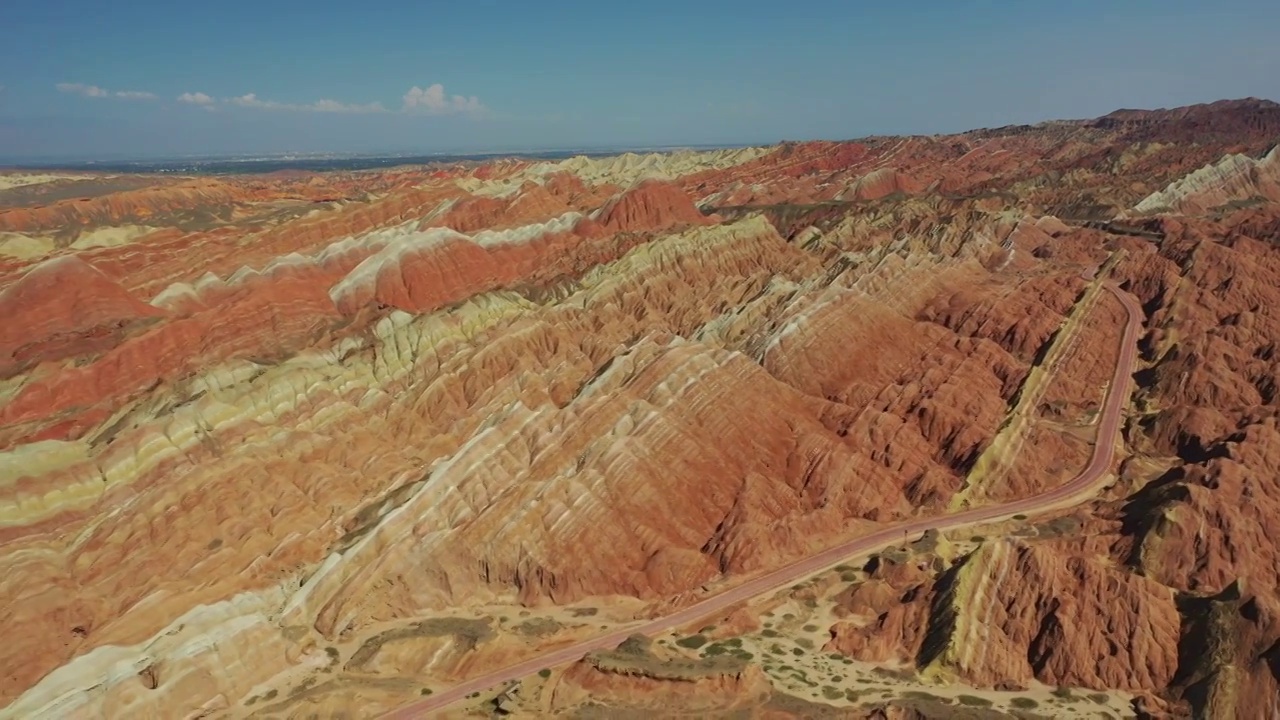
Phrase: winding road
[{"left": 383, "top": 282, "right": 1143, "bottom": 718}]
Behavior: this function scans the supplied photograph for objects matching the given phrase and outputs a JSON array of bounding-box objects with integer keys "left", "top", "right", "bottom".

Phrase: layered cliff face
[
  {"left": 3, "top": 99, "right": 1280, "bottom": 719},
  {"left": 1132, "top": 144, "right": 1280, "bottom": 215}
]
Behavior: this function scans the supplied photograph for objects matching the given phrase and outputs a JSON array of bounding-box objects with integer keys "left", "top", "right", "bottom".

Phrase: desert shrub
[
  {"left": 803, "top": 624, "right": 820, "bottom": 632},
  {"left": 871, "top": 666, "right": 915, "bottom": 681},
  {"left": 676, "top": 634, "right": 707, "bottom": 649},
  {"left": 1011, "top": 697, "right": 1038, "bottom": 709},
  {"left": 822, "top": 686, "right": 842, "bottom": 700},
  {"left": 538, "top": 669, "right": 551, "bottom": 679},
  {"left": 901, "top": 690, "right": 949, "bottom": 703},
  {"left": 1012, "top": 514, "right": 1027, "bottom": 520},
  {"left": 957, "top": 694, "right": 993, "bottom": 707},
  {"left": 1089, "top": 692, "right": 1111, "bottom": 704},
  {"left": 796, "top": 638, "right": 814, "bottom": 650}
]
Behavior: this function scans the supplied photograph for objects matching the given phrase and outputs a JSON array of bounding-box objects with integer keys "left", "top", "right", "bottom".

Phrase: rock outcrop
[{"left": 1133, "top": 144, "right": 1280, "bottom": 215}]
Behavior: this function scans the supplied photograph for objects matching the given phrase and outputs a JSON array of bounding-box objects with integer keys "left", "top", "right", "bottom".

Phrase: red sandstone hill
[
  {"left": 596, "top": 178, "right": 716, "bottom": 232},
  {"left": 1087, "top": 97, "right": 1280, "bottom": 143},
  {"left": 3, "top": 99, "right": 1280, "bottom": 719},
  {"left": 0, "top": 256, "right": 165, "bottom": 376}
]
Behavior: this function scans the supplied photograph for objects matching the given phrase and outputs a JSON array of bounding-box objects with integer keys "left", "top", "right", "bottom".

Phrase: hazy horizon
[
  {"left": 0, "top": 142, "right": 761, "bottom": 166},
  {"left": 3, "top": 0, "right": 1279, "bottom": 160}
]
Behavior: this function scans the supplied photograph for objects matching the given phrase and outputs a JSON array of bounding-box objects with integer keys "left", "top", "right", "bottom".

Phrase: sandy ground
[
  {"left": 423, "top": 556, "right": 1137, "bottom": 718},
  {"left": 685, "top": 562, "right": 1137, "bottom": 719},
  {"left": 227, "top": 596, "right": 653, "bottom": 718},
  {"left": 0, "top": 225, "right": 157, "bottom": 260},
  {"left": 69, "top": 224, "right": 157, "bottom": 250},
  {"left": 0, "top": 233, "right": 55, "bottom": 260},
  {"left": 0, "top": 173, "right": 87, "bottom": 191}
]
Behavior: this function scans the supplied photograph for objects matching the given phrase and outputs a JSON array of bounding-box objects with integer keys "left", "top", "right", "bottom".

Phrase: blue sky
[{"left": 1, "top": 0, "right": 1277, "bottom": 159}]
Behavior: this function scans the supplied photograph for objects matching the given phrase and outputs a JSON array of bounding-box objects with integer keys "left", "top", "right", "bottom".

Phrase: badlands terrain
[{"left": 2, "top": 97, "right": 1280, "bottom": 719}]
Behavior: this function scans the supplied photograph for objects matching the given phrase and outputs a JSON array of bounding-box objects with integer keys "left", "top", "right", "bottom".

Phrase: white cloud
[
  {"left": 57, "top": 83, "right": 109, "bottom": 98},
  {"left": 59, "top": 81, "right": 484, "bottom": 118},
  {"left": 177, "top": 91, "right": 215, "bottom": 106},
  {"left": 402, "top": 83, "right": 485, "bottom": 116},
  {"left": 228, "top": 93, "right": 387, "bottom": 114},
  {"left": 310, "top": 98, "right": 388, "bottom": 114},
  {"left": 228, "top": 92, "right": 275, "bottom": 110},
  {"left": 57, "top": 83, "right": 155, "bottom": 100}
]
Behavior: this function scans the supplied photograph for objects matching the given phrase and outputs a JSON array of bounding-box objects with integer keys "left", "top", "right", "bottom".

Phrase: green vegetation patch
[
  {"left": 513, "top": 616, "right": 564, "bottom": 637},
  {"left": 1037, "top": 516, "right": 1082, "bottom": 538},
  {"left": 901, "top": 690, "right": 950, "bottom": 703},
  {"left": 675, "top": 634, "right": 708, "bottom": 650},
  {"left": 871, "top": 666, "right": 916, "bottom": 681},
  {"left": 587, "top": 643, "right": 747, "bottom": 681},
  {"left": 345, "top": 617, "right": 493, "bottom": 671}
]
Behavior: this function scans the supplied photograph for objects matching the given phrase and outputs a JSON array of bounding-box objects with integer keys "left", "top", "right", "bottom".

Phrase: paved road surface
[{"left": 384, "top": 282, "right": 1143, "bottom": 718}]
